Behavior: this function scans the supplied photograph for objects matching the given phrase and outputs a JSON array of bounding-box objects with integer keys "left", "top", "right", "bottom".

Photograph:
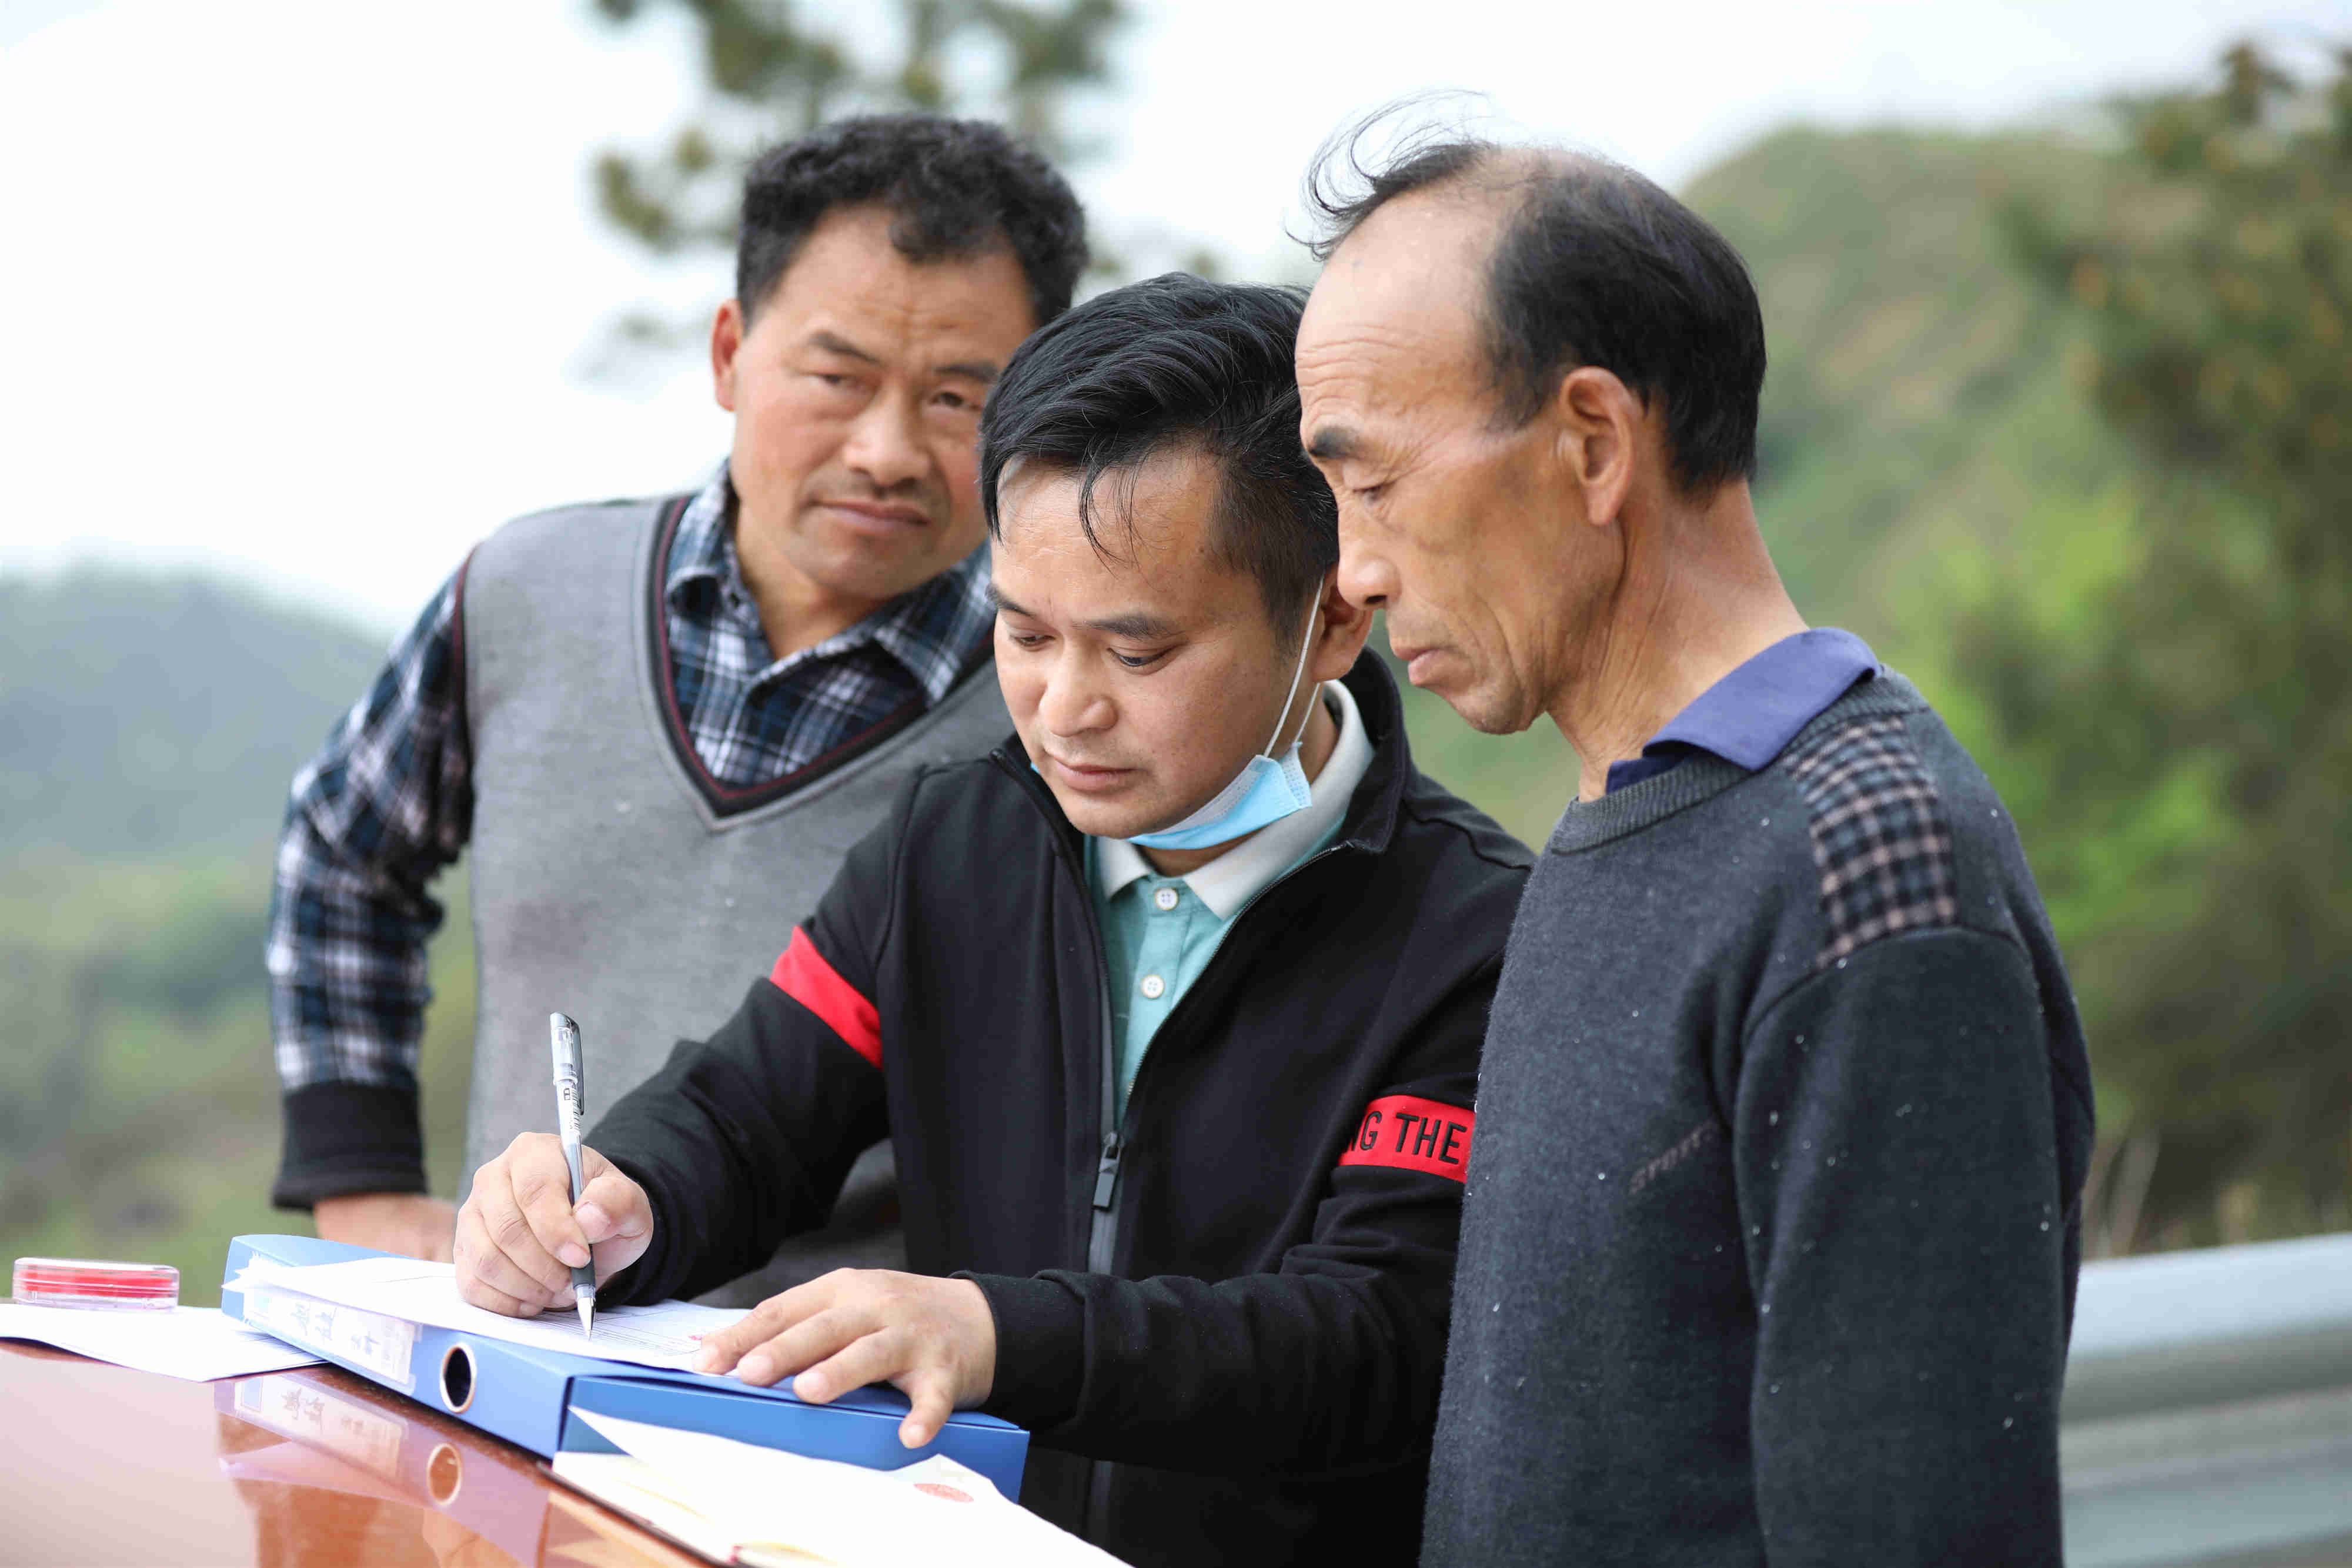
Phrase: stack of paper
[
  {"left": 554, "top": 1410, "right": 1125, "bottom": 1567},
  {"left": 229, "top": 1254, "right": 744, "bottom": 1371},
  {"left": 0, "top": 1302, "right": 322, "bottom": 1381}
]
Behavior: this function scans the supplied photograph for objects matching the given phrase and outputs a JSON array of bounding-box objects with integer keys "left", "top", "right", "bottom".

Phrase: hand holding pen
[{"left": 449, "top": 1022, "right": 656, "bottom": 1322}]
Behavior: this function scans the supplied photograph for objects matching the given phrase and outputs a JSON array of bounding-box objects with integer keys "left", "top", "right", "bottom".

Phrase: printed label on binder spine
[{"left": 243, "top": 1285, "right": 417, "bottom": 1392}]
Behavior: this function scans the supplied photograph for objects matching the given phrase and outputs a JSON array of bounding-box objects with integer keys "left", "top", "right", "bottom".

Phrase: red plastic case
[{"left": 11, "top": 1257, "right": 180, "bottom": 1310}]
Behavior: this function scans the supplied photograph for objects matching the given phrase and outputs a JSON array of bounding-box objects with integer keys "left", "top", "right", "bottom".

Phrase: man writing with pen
[{"left": 451, "top": 275, "right": 1531, "bottom": 1568}]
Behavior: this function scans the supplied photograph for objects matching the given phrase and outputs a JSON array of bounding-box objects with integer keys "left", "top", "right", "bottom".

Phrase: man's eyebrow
[
  {"left": 807, "top": 329, "right": 881, "bottom": 365},
  {"left": 1086, "top": 610, "right": 1182, "bottom": 641},
  {"left": 1305, "top": 425, "right": 1359, "bottom": 462},
  {"left": 936, "top": 358, "right": 1004, "bottom": 383},
  {"left": 987, "top": 586, "right": 1181, "bottom": 642}
]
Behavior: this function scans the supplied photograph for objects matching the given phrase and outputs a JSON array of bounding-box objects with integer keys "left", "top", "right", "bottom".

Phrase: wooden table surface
[{"left": 0, "top": 1338, "right": 707, "bottom": 1567}]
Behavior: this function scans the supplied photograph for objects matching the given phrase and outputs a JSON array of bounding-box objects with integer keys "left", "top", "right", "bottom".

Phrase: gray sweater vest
[{"left": 459, "top": 496, "right": 1009, "bottom": 1292}]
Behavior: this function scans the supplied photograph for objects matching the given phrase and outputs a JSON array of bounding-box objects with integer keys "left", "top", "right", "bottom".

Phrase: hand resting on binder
[
  {"left": 456, "top": 1131, "right": 996, "bottom": 1449},
  {"left": 681, "top": 1268, "right": 995, "bottom": 1449}
]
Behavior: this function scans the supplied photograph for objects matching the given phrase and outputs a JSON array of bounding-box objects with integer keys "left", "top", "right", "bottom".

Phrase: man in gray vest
[
  {"left": 1295, "top": 138, "right": 2094, "bottom": 1562},
  {"left": 265, "top": 115, "right": 1087, "bottom": 1298}
]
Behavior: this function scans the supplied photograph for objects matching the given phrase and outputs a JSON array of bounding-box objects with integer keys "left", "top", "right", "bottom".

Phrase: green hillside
[
  {"left": 0, "top": 569, "right": 392, "bottom": 855},
  {"left": 0, "top": 572, "right": 477, "bottom": 1301},
  {"left": 1689, "top": 126, "right": 2131, "bottom": 633}
]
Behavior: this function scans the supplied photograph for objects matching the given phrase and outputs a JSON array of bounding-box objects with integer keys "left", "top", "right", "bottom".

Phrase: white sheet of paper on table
[
  {"left": 559, "top": 1408, "right": 1126, "bottom": 1567},
  {"left": 0, "top": 1302, "right": 323, "bottom": 1382},
  {"left": 229, "top": 1255, "right": 743, "bottom": 1372}
]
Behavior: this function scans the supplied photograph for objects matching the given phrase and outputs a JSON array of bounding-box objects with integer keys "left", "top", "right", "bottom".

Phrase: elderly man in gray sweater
[{"left": 1295, "top": 137, "right": 2094, "bottom": 1564}]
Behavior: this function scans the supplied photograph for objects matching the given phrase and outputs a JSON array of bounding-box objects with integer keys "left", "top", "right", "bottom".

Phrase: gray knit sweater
[
  {"left": 1422, "top": 673, "right": 2094, "bottom": 1566},
  {"left": 456, "top": 497, "right": 1011, "bottom": 1302}
]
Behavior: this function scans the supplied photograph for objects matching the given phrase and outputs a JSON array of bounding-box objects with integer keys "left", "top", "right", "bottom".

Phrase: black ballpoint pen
[{"left": 550, "top": 1012, "right": 597, "bottom": 1338}]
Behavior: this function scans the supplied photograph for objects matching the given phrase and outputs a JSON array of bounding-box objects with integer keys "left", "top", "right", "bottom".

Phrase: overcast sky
[{"left": 2, "top": 0, "right": 2340, "bottom": 634}]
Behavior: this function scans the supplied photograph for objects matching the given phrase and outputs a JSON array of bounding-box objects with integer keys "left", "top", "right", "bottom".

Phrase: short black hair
[
  {"left": 1304, "top": 119, "right": 1766, "bottom": 494},
  {"left": 737, "top": 114, "right": 1087, "bottom": 328},
  {"left": 980, "top": 274, "right": 1338, "bottom": 637}
]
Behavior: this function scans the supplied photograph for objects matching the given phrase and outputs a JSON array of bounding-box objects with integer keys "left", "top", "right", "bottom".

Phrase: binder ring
[{"left": 438, "top": 1342, "right": 476, "bottom": 1415}]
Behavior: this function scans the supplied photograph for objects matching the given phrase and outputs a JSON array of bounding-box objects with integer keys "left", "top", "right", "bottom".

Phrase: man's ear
[
  {"left": 711, "top": 299, "right": 746, "bottom": 414},
  {"left": 1308, "top": 567, "right": 1375, "bottom": 683},
  {"left": 1552, "top": 366, "right": 1641, "bottom": 530}
]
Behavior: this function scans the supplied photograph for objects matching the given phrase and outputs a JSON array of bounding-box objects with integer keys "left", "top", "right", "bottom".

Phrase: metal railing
[{"left": 2062, "top": 1231, "right": 2352, "bottom": 1568}]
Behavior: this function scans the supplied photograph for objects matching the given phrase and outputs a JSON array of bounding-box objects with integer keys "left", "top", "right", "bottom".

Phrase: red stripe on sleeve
[
  {"left": 1337, "top": 1094, "right": 1476, "bottom": 1181},
  {"left": 769, "top": 928, "right": 882, "bottom": 1070}
]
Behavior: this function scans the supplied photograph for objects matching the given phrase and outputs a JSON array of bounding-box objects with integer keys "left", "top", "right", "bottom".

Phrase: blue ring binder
[{"left": 222, "top": 1234, "right": 1028, "bottom": 1499}]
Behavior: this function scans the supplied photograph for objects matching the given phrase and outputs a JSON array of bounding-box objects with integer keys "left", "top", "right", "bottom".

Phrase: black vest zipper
[
  {"left": 992, "top": 750, "right": 1128, "bottom": 1540},
  {"left": 993, "top": 750, "right": 1127, "bottom": 1263}
]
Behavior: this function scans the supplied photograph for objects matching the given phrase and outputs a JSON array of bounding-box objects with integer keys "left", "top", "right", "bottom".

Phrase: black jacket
[{"left": 591, "top": 654, "right": 1532, "bottom": 1567}]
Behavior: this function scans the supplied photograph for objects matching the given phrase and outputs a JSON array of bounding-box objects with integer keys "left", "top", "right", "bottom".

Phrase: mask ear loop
[{"left": 1264, "top": 600, "right": 1324, "bottom": 757}]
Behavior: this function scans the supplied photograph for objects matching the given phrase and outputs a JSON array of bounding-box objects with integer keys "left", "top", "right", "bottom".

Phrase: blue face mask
[{"left": 1127, "top": 606, "right": 1321, "bottom": 851}]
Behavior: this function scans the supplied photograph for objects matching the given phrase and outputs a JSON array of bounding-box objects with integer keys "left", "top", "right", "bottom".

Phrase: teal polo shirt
[{"left": 1085, "top": 679, "right": 1374, "bottom": 1118}]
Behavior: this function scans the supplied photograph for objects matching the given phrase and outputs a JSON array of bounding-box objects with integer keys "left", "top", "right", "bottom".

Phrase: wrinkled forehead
[{"left": 1299, "top": 200, "right": 1494, "bottom": 428}]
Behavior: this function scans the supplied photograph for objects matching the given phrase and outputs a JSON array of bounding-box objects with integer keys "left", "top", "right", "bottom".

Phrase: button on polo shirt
[
  {"left": 1087, "top": 678, "right": 1374, "bottom": 1119},
  {"left": 1097, "top": 871, "right": 1221, "bottom": 1087}
]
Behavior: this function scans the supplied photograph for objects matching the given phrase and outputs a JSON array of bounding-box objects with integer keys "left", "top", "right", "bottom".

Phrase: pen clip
[{"left": 549, "top": 1011, "right": 583, "bottom": 1086}]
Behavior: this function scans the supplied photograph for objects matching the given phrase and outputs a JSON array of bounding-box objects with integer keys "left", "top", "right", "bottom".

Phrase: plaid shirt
[{"left": 266, "top": 465, "right": 994, "bottom": 1101}]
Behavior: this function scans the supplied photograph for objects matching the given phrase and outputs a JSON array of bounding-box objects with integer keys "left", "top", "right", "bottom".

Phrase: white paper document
[
  {"left": 230, "top": 1255, "right": 744, "bottom": 1372},
  {"left": 0, "top": 1302, "right": 323, "bottom": 1381},
  {"left": 557, "top": 1408, "right": 1126, "bottom": 1567}
]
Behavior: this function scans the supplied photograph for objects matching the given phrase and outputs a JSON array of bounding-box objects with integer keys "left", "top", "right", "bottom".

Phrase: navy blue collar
[{"left": 1605, "top": 628, "right": 1879, "bottom": 793}]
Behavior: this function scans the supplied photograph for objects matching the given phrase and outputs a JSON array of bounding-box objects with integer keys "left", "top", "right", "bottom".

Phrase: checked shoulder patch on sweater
[{"left": 1784, "top": 714, "right": 1959, "bottom": 967}]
